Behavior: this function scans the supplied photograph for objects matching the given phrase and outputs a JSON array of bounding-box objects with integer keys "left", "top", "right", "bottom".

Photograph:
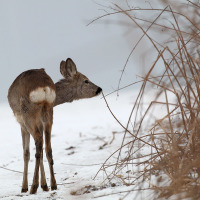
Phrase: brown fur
[{"left": 7, "top": 58, "right": 102, "bottom": 194}]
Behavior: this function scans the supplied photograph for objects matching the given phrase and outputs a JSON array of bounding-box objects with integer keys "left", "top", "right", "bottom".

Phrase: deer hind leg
[
  {"left": 45, "top": 122, "right": 57, "bottom": 190},
  {"left": 40, "top": 148, "right": 49, "bottom": 191},
  {"left": 21, "top": 127, "right": 30, "bottom": 193},
  {"left": 30, "top": 126, "right": 43, "bottom": 194}
]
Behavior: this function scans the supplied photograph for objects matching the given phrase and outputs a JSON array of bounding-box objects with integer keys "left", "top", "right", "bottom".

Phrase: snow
[{"left": 0, "top": 91, "right": 152, "bottom": 200}]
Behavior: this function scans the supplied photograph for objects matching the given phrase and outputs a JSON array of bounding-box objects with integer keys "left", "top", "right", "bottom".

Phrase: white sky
[{"left": 0, "top": 0, "right": 152, "bottom": 103}]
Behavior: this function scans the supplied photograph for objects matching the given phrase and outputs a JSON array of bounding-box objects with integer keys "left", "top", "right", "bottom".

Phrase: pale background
[{"left": 0, "top": 0, "right": 153, "bottom": 103}]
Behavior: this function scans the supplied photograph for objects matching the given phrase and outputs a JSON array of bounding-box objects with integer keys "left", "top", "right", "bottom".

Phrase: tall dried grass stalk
[{"left": 93, "top": 1, "right": 200, "bottom": 199}]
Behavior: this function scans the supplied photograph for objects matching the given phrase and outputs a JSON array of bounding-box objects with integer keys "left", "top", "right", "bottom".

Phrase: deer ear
[
  {"left": 60, "top": 60, "right": 66, "bottom": 77},
  {"left": 60, "top": 58, "right": 77, "bottom": 78},
  {"left": 66, "top": 58, "right": 77, "bottom": 77}
]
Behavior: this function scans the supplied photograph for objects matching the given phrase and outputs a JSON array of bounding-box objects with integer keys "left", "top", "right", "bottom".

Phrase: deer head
[{"left": 54, "top": 58, "right": 102, "bottom": 106}]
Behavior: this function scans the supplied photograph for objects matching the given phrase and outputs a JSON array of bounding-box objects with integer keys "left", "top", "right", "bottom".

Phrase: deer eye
[{"left": 85, "top": 80, "right": 89, "bottom": 83}]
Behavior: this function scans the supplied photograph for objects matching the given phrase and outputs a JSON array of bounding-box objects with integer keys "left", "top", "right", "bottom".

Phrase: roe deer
[{"left": 8, "top": 58, "right": 102, "bottom": 194}]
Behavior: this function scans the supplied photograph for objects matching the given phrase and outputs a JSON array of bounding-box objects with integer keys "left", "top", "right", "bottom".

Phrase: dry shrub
[{"left": 92, "top": 1, "right": 200, "bottom": 199}]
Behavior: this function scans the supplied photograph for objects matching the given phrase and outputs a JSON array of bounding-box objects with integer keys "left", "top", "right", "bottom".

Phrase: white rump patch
[{"left": 29, "top": 87, "right": 56, "bottom": 104}]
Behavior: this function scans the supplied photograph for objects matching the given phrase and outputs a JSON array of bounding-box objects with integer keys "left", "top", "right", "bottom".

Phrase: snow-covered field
[{"left": 0, "top": 91, "right": 152, "bottom": 200}]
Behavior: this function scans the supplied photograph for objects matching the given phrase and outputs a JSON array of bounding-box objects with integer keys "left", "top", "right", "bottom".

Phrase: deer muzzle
[{"left": 96, "top": 87, "right": 102, "bottom": 95}]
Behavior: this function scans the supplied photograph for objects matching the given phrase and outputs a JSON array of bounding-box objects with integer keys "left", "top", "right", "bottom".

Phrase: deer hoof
[
  {"left": 21, "top": 188, "right": 28, "bottom": 193},
  {"left": 51, "top": 184, "right": 57, "bottom": 190},
  {"left": 41, "top": 184, "right": 49, "bottom": 191},
  {"left": 30, "top": 184, "right": 38, "bottom": 194}
]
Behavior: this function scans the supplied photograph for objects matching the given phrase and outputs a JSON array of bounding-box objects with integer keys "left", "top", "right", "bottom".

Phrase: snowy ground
[{"left": 0, "top": 91, "right": 156, "bottom": 200}]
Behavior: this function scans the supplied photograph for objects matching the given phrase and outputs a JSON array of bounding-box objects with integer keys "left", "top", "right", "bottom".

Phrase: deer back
[{"left": 8, "top": 69, "right": 56, "bottom": 117}]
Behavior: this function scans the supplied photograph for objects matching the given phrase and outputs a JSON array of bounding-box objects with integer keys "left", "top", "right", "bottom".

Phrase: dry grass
[{"left": 91, "top": 1, "right": 200, "bottom": 199}]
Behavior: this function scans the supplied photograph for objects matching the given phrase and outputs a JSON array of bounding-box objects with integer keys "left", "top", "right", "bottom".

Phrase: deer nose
[{"left": 96, "top": 87, "right": 102, "bottom": 95}]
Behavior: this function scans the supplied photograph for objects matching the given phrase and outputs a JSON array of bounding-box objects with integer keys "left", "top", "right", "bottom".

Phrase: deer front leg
[
  {"left": 21, "top": 127, "right": 30, "bottom": 193},
  {"left": 40, "top": 149, "right": 49, "bottom": 191},
  {"left": 30, "top": 130, "right": 43, "bottom": 194},
  {"left": 45, "top": 123, "right": 57, "bottom": 190}
]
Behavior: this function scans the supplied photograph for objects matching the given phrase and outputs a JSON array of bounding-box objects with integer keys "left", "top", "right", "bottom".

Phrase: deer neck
[{"left": 54, "top": 79, "right": 78, "bottom": 107}]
